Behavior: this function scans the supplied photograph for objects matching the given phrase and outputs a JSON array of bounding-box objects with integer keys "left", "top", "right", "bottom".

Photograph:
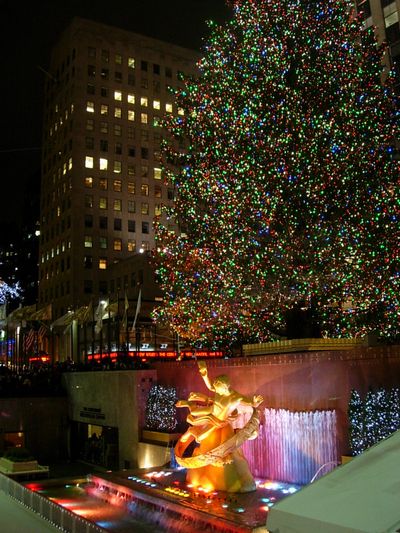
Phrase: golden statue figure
[{"left": 174, "top": 360, "right": 263, "bottom": 493}]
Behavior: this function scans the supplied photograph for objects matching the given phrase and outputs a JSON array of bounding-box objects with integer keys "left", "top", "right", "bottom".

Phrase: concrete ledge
[
  {"left": 141, "top": 430, "right": 181, "bottom": 444},
  {"left": 243, "top": 337, "right": 366, "bottom": 356},
  {"left": 0, "top": 457, "right": 49, "bottom": 478}
]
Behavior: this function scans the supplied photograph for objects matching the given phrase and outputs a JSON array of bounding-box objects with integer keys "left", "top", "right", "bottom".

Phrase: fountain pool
[{"left": 24, "top": 469, "right": 301, "bottom": 533}]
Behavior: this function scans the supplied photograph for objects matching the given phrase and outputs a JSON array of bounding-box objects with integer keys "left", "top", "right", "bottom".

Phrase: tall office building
[
  {"left": 39, "top": 18, "right": 199, "bottom": 320},
  {"left": 357, "top": 0, "right": 400, "bottom": 89}
]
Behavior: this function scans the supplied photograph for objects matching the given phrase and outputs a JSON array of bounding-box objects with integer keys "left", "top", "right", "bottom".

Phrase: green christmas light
[{"left": 153, "top": 0, "right": 399, "bottom": 347}]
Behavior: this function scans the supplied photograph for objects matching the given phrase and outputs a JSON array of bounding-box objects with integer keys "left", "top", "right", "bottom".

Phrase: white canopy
[{"left": 267, "top": 429, "right": 400, "bottom": 533}]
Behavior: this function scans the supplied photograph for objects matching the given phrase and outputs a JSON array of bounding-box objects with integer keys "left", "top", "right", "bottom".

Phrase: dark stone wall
[{"left": 0, "top": 396, "right": 69, "bottom": 462}]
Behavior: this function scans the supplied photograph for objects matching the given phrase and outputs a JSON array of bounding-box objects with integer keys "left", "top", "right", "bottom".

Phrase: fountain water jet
[{"left": 243, "top": 408, "right": 338, "bottom": 485}]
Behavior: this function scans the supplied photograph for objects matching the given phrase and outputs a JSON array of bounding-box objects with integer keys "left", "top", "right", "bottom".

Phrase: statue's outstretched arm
[
  {"left": 197, "top": 360, "right": 215, "bottom": 392},
  {"left": 238, "top": 393, "right": 264, "bottom": 408}
]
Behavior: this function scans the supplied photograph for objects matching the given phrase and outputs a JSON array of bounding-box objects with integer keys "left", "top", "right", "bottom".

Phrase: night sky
[{"left": 0, "top": 0, "right": 231, "bottom": 239}]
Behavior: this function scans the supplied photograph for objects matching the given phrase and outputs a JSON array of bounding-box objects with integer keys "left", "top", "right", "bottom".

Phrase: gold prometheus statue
[{"left": 174, "top": 360, "right": 263, "bottom": 492}]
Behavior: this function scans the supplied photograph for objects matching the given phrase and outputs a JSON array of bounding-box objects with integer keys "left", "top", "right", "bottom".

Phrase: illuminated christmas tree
[
  {"left": 154, "top": 0, "right": 399, "bottom": 347},
  {"left": 0, "top": 279, "right": 21, "bottom": 305},
  {"left": 348, "top": 389, "right": 364, "bottom": 455}
]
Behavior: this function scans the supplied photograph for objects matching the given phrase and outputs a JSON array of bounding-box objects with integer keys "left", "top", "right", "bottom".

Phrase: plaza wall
[
  {"left": 153, "top": 345, "right": 400, "bottom": 456},
  {"left": 60, "top": 345, "right": 400, "bottom": 471},
  {"left": 63, "top": 370, "right": 157, "bottom": 469},
  {"left": 0, "top": 397, "right": 68, "bottom": 462}
]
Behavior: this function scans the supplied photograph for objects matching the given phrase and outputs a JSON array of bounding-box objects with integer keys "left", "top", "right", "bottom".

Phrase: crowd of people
[{"left": 0, "top": 356, "right": 150, "bottom": 397}]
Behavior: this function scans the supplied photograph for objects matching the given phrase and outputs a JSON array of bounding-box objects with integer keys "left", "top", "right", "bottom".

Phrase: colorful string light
[{"left": 153, "top": 0, "right": 399, "bottom": 347}]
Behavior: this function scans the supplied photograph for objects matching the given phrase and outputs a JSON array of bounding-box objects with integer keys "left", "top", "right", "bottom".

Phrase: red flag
[
  {"left": 38, "top": 324, "right": 47, "bottom": 340},
  {"left": 24, "top": 329, "right": 35, "bottom": 352}
]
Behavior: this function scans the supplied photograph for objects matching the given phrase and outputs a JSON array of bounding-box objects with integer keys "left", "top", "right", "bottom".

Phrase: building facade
[
  {"left": 358, "top": 0, "right": 400, "bottom": 90},
  {"left": 38, "top": 18, "right": 199, "bottom": 321}
]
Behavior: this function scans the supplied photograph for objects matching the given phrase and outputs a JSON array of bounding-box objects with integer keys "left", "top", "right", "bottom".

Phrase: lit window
[
  {"left": 385, "top": 11, "right": 399, "bottom": 28},
  {"left": 127, "top": 240, "right": 136, "bottom": 252},
  {"left": 99, "top": 236, "right": 107, "bottom": 249},
  {"left": 86, "top": 101, "right": 95, "bottom": 113},
  {"left": 128, "top": 181, "right": 135, "bottom": 194},
  {"left": 140, "top": 96, "right": 148, "bottom": 107},
  {"left": 141, "top": 183, "right": 149, "bottom": 196},
  {"left": 113, "top": 160, "right": 122, "bottom": 173},
  {"left": 84, "top": 235, "right": 93, "bottom": 248},
  {"left": 153, "top": 116, "right": 160, "bottom": 127},
  {"left": 99, "top": 258, "right": 107, "bottom": 270},
  {"left": 165, "top": 102, "right": 173, "bottom": 113},
  {"left": 127, "top": 93, "right": 135, "bottom": 104},
  {"left": 115, "top": 53, "right": 122, "bottom": 64},
  {"left": 101, "top": 104, "right": 108, "bottom": 115},
  {"left": 128, "top": 110, "right": 135, "bottom": 121},
  {"left": 86, "top": 119, "right": 94, "bottom": 131},
  {"left": 99, "top": 178, "right": 108, "bottom": 190},
  {"left": 128, "top": 57, "right": 135, "bottom": 68},
  {"left": 85, "top": 156, "right": 94, "bottom": 168},
  {"left": 141, "top": 113, "right": 148, "bottom": 124},
  {"left": 128, "top": 200, "right": 135, "bottom": 213},
  {"left": 153, "top": 99, "right": 160, "bottom": 110},
  {"left": 100, "top": 122, "right": 108, "bottom": 133},
  {"left": 85, "top": 177, "right": 93, "bottom": 188},
  {"left": 178, "top": 107, "right": 184, "bottom": 116},
  {"left": 114, "top": 199, "right": 122, "bottom": 211},
  {"left": 113, "top": 238, "right": 122, "bottom": 251},
  {"left": 154, "top": 167, "right": 162, "bottom": 180},
  {"left": 114, "top": 107, "right": 122, "bottom": 118},
  {"left": 99, "top": 158, "right": 108, "bottom": 170},
  {"left": 114, "top": 124, "right": 122, "bottom": 136},
  {"left": 114, "top": 90, "right": 122, "bottom": 101},
  {"left": 68, "top": 157, "right": 73, "bottom": 170},
  {"left": 113, "top": 179, "right": 122, "bottom": 192},
  {"left": 128, "top": 164, "right": 136, "bottom": 176},
  {"left": 99, "top": 197, "right": 107, "bottom": 209},
  {"left": 141, "top": 203, "right": 149, "bottom": 215},
  {"left": 155, "top": 204, "right": 162, "bottom": 216},
  {"left": 154, "top": 185, "right": 162, "bottom": 197}
]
